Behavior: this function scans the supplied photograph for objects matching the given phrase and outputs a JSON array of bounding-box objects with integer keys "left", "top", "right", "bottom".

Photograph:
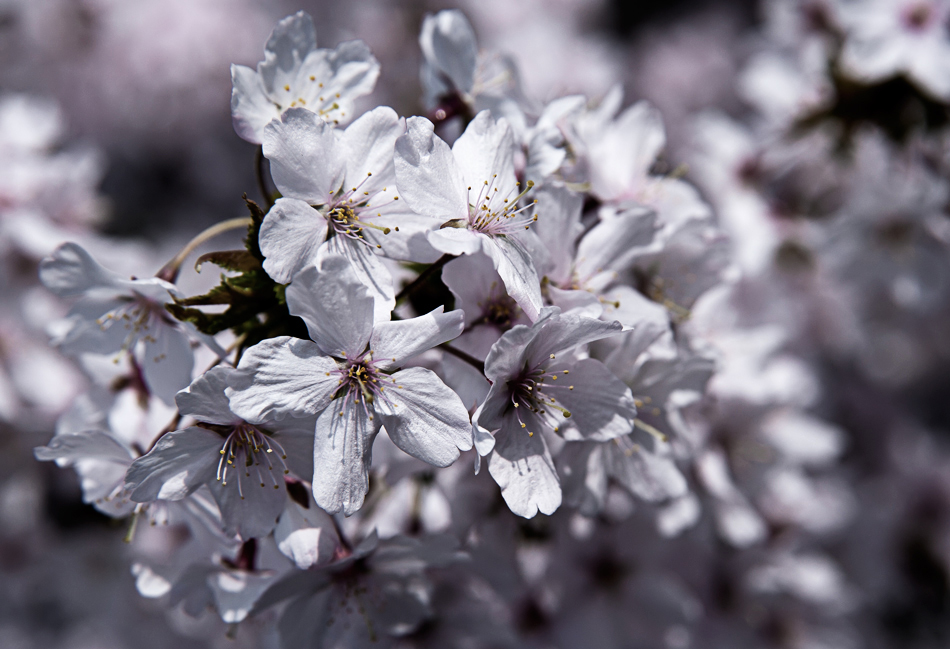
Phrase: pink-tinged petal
[
  {"left": 487, "top": 413, "right": 561, "bottom": 518},
  {"left": 263, "top": 108, "right": 345, "bottom": 203},
  {"left": 140, "top": 323, "right": 195, "bottom": 405},
  {"left": 419, "top": 10, "right": 477, "bottom": 95},
  {"left": 394, "top": 117, "right": 468, "bottom": 221},
  {"left": 374, "top": 367, "right": 473, "bottom": 467},
  {"left": 452, "top": 111, "right": 518, "bottom": 202},
  {"left": 312, "top": 396, "right": 380, "bottom": 516},
  {"left": 285, "top": 257, "right": 376, "bottom": 358},
  {"left": 230, "top": 64, "right": 280, "bottom": 144},
  {"left": 370, "top": 307, "right": 464, "bottom": 370},
  {"left": 259, "top": 198, "right": 328, "bottom": 285},
  {"left": 175, "top": 366, "right": 240, "bottom": 425},
  {"left": 125, "top": 427, "right": 221, "bottom": 502},
  {"left": 39, "top": 242, "right": 125, "bottom": 297},
  {"left": 227, "top": 337, "right": 339, "bottom": 423}
]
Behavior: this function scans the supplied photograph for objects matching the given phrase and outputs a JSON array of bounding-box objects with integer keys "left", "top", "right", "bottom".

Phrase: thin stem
[
  {"left": 156, "top": 217, "right": 252, "bottom": 283},
  {"left": 439, "top": 342, "right": 485, "bottom": 375},
  {"left": 256, "top": 146, "right": 274, "bottom": 210},
  {"left": 394, "top": 254, "right": 454, "bottom": 305}
]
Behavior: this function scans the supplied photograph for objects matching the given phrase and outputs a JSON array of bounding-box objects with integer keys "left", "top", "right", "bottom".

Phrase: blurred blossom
[{"left": 5, "top": 1, "right": 950, "bottom": 647}]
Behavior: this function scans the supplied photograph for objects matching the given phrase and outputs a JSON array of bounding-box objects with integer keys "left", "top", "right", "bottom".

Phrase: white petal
[
  {"left": 370, "top": 307, "right": 464, "bottom": 370},
  {"left": 558, "top": 442, "right": 608, "bottom": 516},
  {"left": 419, "top": 9, "right": 477, "bottom": 94},
  {"left": 452, "top": 111, "right": 518, "bottom": 201},
  {"left": 227, "top": 337, "right": 340, "bottom": 423},
  {"left": 553, "top": 358, "right": 637, "bottom": 442},
  {"left": 426, "top": 227, "right": 483, "bottom": 256},
  {"left": 230, "top": 64, "right": 279, "bottom": 144},
  {"left": 394, "top": 117, "right": 467, "bottom": 221},
  {"left": 523, "top": 310, "right": 623, "bottom": 368},
  {"left": 208, "top": 570, "right": 278, "bottom": 624},
  {"left": 442, "top": 252, "right": 507, "bottom": 326},
  {"left": 532, "top": 184, "right": 584, "bottom": 284},
  {"left": 210, "top": 468, "right": 287, "bottom": 539},
  {"left": 606, "top": 439, "right": 687, "bottom": 502},
  {"left": 259, "top": 197, "right": 328, "bottom": 284},
  {"left": 263, "top": 107, "right": 345, "bottom": 203},
  {"left": 258, "top": 11, "right": 318, "bottom": 95},
  {"left": 126, "top": 427, "right": 221, "bottom": 502},
  {"left": 319, "top": 235, "right": 394, "bottom": 323},
  {"left": 574, "top": 210, "right": 657, "bottom": 282},
  {"left": 39, "top": 242, "right": 124, "bottom": 297},
  {"left": 312, "top": 397, "right": 380, "bottom": 515},
  {"left": 285, "top": 256, "right": 376, "bottom": 358},
  {"left": 175, "top": 366, "right": 239, "bottom": 425},
  {"left": 34, "top": 430, "right": 132, "bottom": 465},
  {"left": 342, "top": 106, "right": 403, "bottom": 186},
  {"left": 589, "top": 100, "right": 666, "bottom": 201},
  {"left": 55, "top": 298, "right": 132, "bottom": 356},
  {"left": 292, "top": 40, "right": 380, "bottom": 126},
  {"left": 140, "top": 323, "right": 195, "bottom": 405},
  {"left": 488, "top": 413, "right": 561, "bottom": 518},
  {"left": 481, "top": 233, "right": 543, "bottom": 322},
  {"left": 275, "top": 500, "right": 339, "bottom": 569},
  {"left": 374, "top": 367, "right": 472, "bottom": 467}
]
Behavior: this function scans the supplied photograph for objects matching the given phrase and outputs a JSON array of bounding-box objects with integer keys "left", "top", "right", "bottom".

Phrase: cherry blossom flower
[
  {"left": 124, "top": 366, "right": 315, "bottom": 539},
  {"left": 419, "top": 9, "right": 528, "bottom": 134},
  {"left": 227, "top": 255, "right": 473, "bottom": 515},
  {"left": 394, "top": 111, "right": 544, "bottom": 320},
  {"left": 260, "top": 105, "right": 439, "bottom": 318},
  {"left": 838, "top": 0, "right": 950, "bottom": 101},
  {"left": 231, "top": 11, "right": 380, "bottom": 143},
  {"left": 475, "top": 307, "right": 637, "bottom": 517},
  {"left": 39, "top": 242, "right": 204, "bottom": 404}
]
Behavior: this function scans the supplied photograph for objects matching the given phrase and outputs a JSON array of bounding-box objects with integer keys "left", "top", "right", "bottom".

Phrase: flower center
[
  {"left": 466, "top": 177, "right": 537, "bottom": 236},
  {"left": 331, "top": 354, "right": 399, "bottom": 420},
  {"left": 96, "top": 294, "right": 169, "bottom": 354},
  {"left": 508, "top": 358, "right": 574, "bottom": 437},
  {"left": 216, "top": 423, "right": 289, "bottom": 499},
  {"left": 903, "top": 2, "right": 935, "bottom": 30},
  {"left": 320, "top": 173, "right": 400, "bottom": 250}
]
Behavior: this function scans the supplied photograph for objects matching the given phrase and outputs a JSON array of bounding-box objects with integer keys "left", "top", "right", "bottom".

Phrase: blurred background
[{"left": 4, "top": 0, "right": 950, "bottom": 647}]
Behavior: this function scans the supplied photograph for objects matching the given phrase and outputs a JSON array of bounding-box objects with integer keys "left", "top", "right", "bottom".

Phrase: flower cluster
[{"left": 25, "top": 4, "right": 950, "bottom": 648}]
